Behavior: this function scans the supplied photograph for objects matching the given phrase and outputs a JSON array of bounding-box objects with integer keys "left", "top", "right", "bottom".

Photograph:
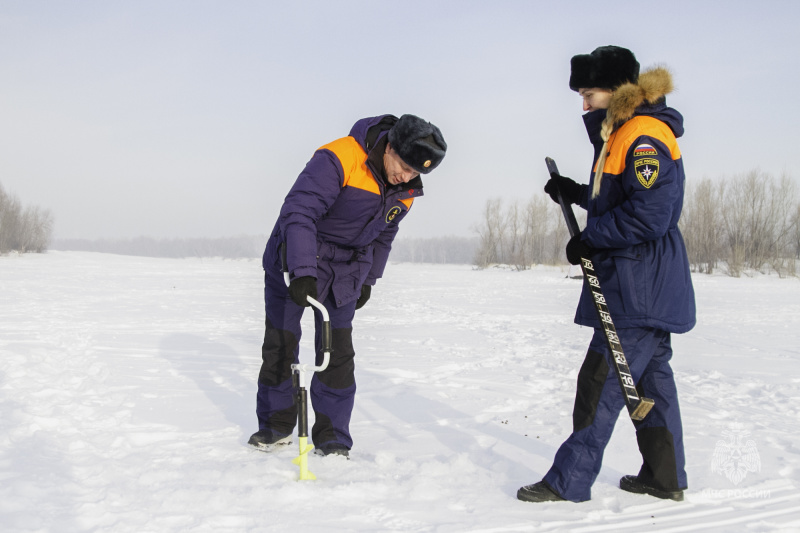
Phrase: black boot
[
  {"left": 517, "top": 481, "right": 566, "bottom": 503},
  {"left": 248, "top": 430, "right": 291, "bottom": 451},
  {"left": 314, "top": 442, "right": 350, "bottom": 458},
  {"left": 620, "top": 475, "right": 684, "bottom": 501}
]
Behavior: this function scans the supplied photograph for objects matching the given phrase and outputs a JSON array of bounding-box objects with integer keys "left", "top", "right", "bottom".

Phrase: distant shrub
[{"left": 0, "top": 182, "right": 54, "bottom": 254}]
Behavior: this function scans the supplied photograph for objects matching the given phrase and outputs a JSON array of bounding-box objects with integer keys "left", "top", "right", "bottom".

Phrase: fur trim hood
[
  {"left": 590, "top": 66, "right": 680, "bottom": 199},
  {"left": 605, "top": 66, "right": 674, "bottom": 128}
]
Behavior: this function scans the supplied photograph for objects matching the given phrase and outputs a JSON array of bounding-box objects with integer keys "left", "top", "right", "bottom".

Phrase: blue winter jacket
[
  {"left": 575, "top": 68, "right": 696, "bottom": 333},
  {"left": 263, "top": 115, "right": 422, "bottom": 308}
]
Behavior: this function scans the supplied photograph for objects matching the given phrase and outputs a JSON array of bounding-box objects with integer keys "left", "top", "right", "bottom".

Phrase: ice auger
[{"left": 281, "top": 244, "right": 331, "bottom": 480}]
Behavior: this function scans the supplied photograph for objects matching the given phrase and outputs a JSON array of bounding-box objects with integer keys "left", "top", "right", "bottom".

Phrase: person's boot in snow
[
  {"left": 248, "top": 430, "right": 291, "bottom": 451},
  {"left": 517, "top": 481, "right": 566, "bottom": 502},
  {"left": 619, "top": 475, "right": 684, "bottom": 501},
  {"left": 314, "top": 442, "right": 350, "bottom": 458}
]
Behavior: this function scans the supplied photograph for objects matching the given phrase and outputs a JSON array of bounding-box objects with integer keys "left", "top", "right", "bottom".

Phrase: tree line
[
  {"left": 0, "top": 182, "right": 54, "bottom": 254},
  {"left": 681, "top": 171, "right": 799, "bottom": 277},
  {"left": 53, "top": 234, "right": 480, "bottom": 263},
  {"left": 13, "top": 170, "right": 800, "bottom": 276},
  {"left": 51, "top": 235, "right": 266, "bottom": 259},
  {"left": 473, "top": 171, "right": 800, "bottom": 277},
  {"left": 390, "top": 236, "right": 478, "bottom": 264}
]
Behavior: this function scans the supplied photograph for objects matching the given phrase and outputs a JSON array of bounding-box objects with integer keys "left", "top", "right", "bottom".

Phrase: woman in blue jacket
[{"left": 518, "top": 46, "right": 696, "bottom": 503}]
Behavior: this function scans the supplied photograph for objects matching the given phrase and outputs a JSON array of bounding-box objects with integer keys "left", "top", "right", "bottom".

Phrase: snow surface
[{"left": 1, "top": 251, "right": 799, "bottom": 532}]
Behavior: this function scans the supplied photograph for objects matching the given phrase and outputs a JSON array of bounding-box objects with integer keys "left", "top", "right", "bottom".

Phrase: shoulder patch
[
  {"left": 634, "top": 158, "right": 659, "bottom": 188},
  {"left": 633, "top": 143, "right": 657, "bottom": 157},
  {"left": 385, "top": 206, "right": 402, "bottom": 223}
]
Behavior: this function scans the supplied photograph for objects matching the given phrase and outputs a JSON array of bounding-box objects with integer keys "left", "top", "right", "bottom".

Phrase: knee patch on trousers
[
  {"left": 258, "top": 318, "right": 298, "bottom": 387},
  {"left": 312, "top": 411, "right": 337, "bottom": 445},
  {"left": 636, "top": 426, "right": 682, "bottom": 490},
  {"left": 316, "top": 328, "right": 356, "bottom": 389},
  {"left": 573, "top": 349, "right": 609, "bottom": 433}
]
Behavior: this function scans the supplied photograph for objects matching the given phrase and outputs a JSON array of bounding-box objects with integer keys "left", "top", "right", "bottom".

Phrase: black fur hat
[
  {"left": 569, "top": 46, "right": 640, "bottom": 91},
  {"left": 387, "top": 114, "right": 447, "bottom": 174}
]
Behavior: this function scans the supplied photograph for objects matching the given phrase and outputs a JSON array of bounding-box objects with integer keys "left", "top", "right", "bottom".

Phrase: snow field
[{"left": 1, "top": 252, "right": 799, "bottom": 532}]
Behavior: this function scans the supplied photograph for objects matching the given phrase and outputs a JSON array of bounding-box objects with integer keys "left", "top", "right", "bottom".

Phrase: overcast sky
[{"left": 1, "top": 1, "right": 799, "bottom": 240}]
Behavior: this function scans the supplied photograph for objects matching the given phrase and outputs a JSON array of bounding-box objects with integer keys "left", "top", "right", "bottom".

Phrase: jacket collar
[{"left": 606, "top": 67, "right": 674, "bottom": 128}]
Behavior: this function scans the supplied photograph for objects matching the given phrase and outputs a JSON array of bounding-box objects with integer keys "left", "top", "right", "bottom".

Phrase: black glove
[
  {"left": 288, "top": 276, "right": 317, "bottom": 307},
  {"left": 544, "top": 174, "right": 585, "bottom": 205},
  {"left": 355, "top": 284, "right": 372, "bottom": 310},
  {"left": 565, "top": 233, "right": 596, "bottom": 265}
]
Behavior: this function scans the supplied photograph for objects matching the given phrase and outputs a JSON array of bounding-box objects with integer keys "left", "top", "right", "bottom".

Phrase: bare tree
[
  {"left": 0, "top": 181, "right": 54, "bottom": 254},
  {"left": 718, "top": 171, "right": 798, "bottom": 277},
  {"left": 680, "top": 177, "right": 723, "bottom": 273},
  {"left": 473, "top": 198, "right": 505, "bottom": 268},
  {"left": 523, "top": 195, "right": 551, "bottom": 265},
  {"left": 721, "top": 176, "right": 751, "bottom": 277},
  {"left": 505, "top": 201, "right": 529, "bottom": 270},
  {"left": 793, "top": 203, "right": 800, "bottom": 260},
  {"left": 767, "top": 174, "right": 798, "bottom": 277},
  {"left": 0, "top": 185, "right": 22, "bottom": 253},
  {"left": 26, "top": 206, "right": 55, "bottom": 252}
]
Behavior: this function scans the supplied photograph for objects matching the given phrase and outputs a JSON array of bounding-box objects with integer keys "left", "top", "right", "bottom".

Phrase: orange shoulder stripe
[
  {"left": 319, "top": 137, "right": 380, "bottom": 195},
  {"left": 596, "top": 116, "right": 682, "bottom": 175}
]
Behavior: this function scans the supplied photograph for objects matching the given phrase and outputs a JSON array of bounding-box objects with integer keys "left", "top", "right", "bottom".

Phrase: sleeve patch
[
  {"left": 634, "top": 158, "right": 660, "bottom": 188},
  {"left": 385, "top": 206, "right": 402, "bottom": 223},
  {"left": 633, "top": 143, "right": 657, "bottom": 157}
]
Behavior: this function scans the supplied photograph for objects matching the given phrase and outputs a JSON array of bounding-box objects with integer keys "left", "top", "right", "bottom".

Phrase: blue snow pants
[
  {"left": 255, "top": 264, "right": 358, "bottom": 449},
  {"left": 543, "top": 327, "right": 687, "bottom": 502}
]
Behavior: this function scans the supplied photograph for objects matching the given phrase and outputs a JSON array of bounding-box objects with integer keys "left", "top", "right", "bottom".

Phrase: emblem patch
[
  {"left": 633, "top": 143, "right": 657, "bottom": 157},
  {"left": 385, "top": 206, "right": 402, "bottom": 223},
  {"left": 634, "top": 158, "right": 660, "bottom": 188}
]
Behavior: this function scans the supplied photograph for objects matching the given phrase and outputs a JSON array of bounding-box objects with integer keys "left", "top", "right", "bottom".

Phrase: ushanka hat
[
  {"left": 387, "top": 114, "right": 447, "bottom": 174},
  {"left": 569, "top": 45, "right": 640, "bottom": 91}
]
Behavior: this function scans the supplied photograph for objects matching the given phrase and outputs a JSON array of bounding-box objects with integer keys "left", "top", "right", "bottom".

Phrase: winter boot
[
  {"left": 620, "top": 475, "right": 684, "bottom": 501},
  {"left": 248, "top": 430, "right": 291, "bottom": 451},
  {"left": 517, "top": 481, "right": 566, "bottom": 503},
  {"left": 314, "top": 442, "right": 350, "bottom": 458}
]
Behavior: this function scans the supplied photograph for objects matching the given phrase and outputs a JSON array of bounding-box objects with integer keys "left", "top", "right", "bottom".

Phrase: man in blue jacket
[
  {"left": 249, "top": 114, "right": 446, "bottom": 457},
  {"left": 518, "top": 46, "right": 696, "bottom": 502}
]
